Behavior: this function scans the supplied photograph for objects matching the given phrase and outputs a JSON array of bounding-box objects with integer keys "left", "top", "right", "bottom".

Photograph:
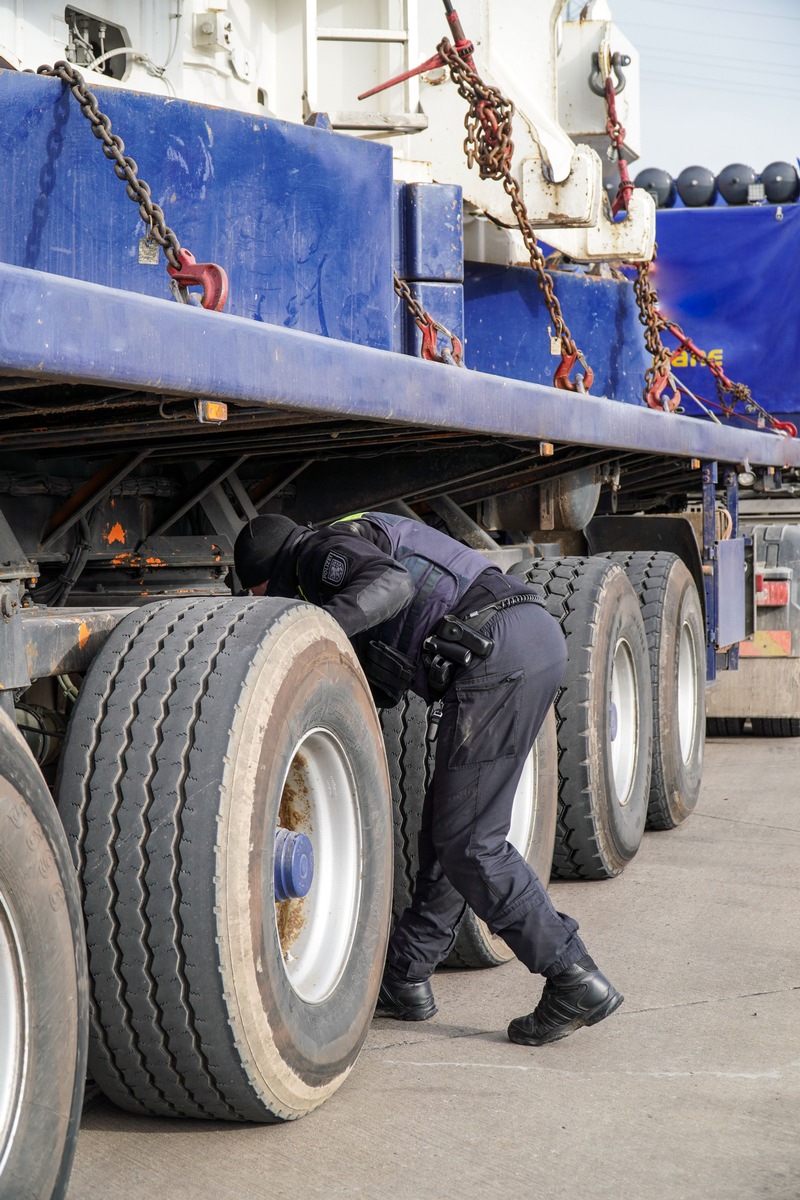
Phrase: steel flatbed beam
[{"left": 2, "top": 264, "right": 799, "bottom": 470}]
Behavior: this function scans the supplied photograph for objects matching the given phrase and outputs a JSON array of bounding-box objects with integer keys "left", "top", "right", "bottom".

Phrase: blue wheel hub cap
[
  {"left": 274, "top": 828, "right": 315, "bottom": 902},
  {"left": 609, "top": 700, "right": 618, "bottom": 742}
]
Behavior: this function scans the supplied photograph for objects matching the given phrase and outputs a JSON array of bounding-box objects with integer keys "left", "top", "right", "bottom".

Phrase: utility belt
[
  {"left": 364, "top": 587, "right": 545, "bottom": 711},
  {"left": 423, "top": 587, "right": 546, "bottom": 702}
]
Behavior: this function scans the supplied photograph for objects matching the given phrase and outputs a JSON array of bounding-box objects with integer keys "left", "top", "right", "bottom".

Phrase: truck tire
[
  {"left": 521, "top": 558, "right": 652, "bottom": 880},
  {"left": 603, "top": 553, "right": 705, "bottom": 830},
  {"left": 57, "top": 597, "right": 392, "bottom": 1123},
  {"left": 381, "top": 697, "right": 557, "bottom": 968},
  {"left": 751, "top": 717, "right": 800, "bottom": 737},
  {"left": 706, "top": 717, "right": 745, "bottom": 737},
  {"left": 0, "top": 709, "right": 88, "bottom": 1200}
]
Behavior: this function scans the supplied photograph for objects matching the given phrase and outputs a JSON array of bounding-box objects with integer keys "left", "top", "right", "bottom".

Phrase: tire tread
[
  {"left": 59, "top": 598, "right": 268, "bottom": 1121},
  {"left": 521, "top": 556, "right": 650, "bottom": 879}
]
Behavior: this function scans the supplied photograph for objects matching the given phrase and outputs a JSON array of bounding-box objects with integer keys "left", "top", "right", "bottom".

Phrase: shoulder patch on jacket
[{"left": 322, "top": 550, "right": 349, "bottom": 587}]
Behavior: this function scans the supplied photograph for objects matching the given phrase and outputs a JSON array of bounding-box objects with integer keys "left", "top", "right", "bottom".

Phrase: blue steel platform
[{"left": 1, "top": 263, "right": 798, "bottom": 470}]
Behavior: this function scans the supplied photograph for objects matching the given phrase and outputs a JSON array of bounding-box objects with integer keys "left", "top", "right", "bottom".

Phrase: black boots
[
  {"left": 375, "top": 961, "right": 621, "bottom": 1036},
  {"left": 508, "top": 963, "right": 623, "bottom": 1046},
  {"left": 376, "top": 966, "right": 437, "bottom": 1021}
]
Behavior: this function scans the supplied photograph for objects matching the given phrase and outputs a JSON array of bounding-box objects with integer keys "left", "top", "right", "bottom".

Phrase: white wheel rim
[
  {"left": 507, "top": 745, "right": 537, "bottom": 853},
  {"left": 609, "top": 636, "right": 639, "bottom": 804},
  {"left": 274, "top": 729, "right": 363, "bottom": 1005},
  {"left": 0, "top": 891, "right": 27, "bottom": 1176},
  {"left": 678, "top": 620, "right": 699, "bottom": 763}
]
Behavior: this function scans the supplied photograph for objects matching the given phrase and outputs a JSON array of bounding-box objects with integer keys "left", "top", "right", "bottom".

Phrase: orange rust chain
[
  {"left": 393, "top": 271, "right": 464, "bottom": 365},
  {"left": 659, "top": 316, "right": 788, "bottom": 431},
  {"left": 438, "top": 37, "right": 593, "bottom": 393},
  {"left": 632, "top": 251, "right": 784, "bottom": 429},
  {"left": 34, "top": 61, "right": 228, "bottom": 310},
  {"left": 632, "top": 253, "right": 680, "bottom": 411},
  {"left": 595, "top": 64, "right": 676, "bottom": 411}
]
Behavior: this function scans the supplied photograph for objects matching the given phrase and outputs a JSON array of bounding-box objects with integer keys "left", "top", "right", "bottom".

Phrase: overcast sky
[{"left": 580, "top": 0, "right": 800, "bottom": 176}]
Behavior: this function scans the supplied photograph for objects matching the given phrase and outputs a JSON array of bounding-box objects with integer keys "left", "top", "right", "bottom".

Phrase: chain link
[
  {"left": 601, "top": 73, "right": 782, "bottom": 427},
  {"left": 437, "top": 37, "right": 592, "bottom": 391},
  {"left": 393, "top": 271, "right": 463, "bottom": 365},
  {"left": 632, "top": 251, "right": 678, "bottom": 410},
  {"left": 36, "top": 61, "right": 183, "bottom": 270},
  {"left": 633, "top": 253, "right": 789, "bottom": 431}
]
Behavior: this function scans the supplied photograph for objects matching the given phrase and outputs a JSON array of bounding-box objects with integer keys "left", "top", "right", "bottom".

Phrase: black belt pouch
[{"left": 364, "top": 640, "right": 416, "bottom": 708}]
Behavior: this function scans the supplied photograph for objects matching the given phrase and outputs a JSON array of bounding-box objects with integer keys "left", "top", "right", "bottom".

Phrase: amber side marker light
[{"left": 196, "top": 399, "right": 228, "bottom": 424}]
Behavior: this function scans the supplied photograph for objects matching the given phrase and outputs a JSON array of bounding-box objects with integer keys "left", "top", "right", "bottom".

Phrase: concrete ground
[{"left": 69, "top": 736, "right": 800, "bottom": 1200}]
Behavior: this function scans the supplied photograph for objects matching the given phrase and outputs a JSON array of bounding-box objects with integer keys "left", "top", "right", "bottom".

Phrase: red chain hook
[
  {"left": 167, "top": 248, "right": 229, "bottom": 311},
  {"left": 644, "top": 372, "right": 680, "bottom": 413},
  {"left": 418, "top": 316, "right": 463, "bottom": 366},
  {"left": 554, "top": 352, "right": 594, "bottom": 393}
]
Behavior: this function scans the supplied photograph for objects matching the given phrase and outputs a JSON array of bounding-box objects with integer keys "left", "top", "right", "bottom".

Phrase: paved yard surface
[{"left": 69, "top": 735, "right": 800, "bottom": 1200}]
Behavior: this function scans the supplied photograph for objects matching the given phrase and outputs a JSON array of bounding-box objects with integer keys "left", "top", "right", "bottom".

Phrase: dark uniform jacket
[{"left": 266, "top": 513, "right": 537, "bottom": 703}]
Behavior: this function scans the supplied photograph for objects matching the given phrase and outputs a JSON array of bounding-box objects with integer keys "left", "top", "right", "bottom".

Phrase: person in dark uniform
[{"left": 233, "top": 510, "right": 623, "bottom": 1046}]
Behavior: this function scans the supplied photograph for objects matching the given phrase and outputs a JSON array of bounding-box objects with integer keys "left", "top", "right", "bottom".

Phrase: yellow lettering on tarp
[{"left": 672, "top": 348, "right": 723, "bottom": 369}]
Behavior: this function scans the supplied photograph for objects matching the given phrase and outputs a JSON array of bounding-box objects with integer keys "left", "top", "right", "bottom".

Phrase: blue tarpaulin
[{"left": 654, "top": 203, "right": 800, "bottom": 423}]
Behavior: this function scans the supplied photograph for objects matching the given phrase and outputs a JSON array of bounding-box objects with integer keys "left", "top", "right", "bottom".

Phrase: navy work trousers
[{"left": 386, "top": 601, "right": 588, "bottom": 981}]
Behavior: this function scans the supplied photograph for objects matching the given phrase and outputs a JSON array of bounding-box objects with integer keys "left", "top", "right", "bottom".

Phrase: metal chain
[
  {"left": 36, "top": 61, "right": 183, "bottom": 270},
  {"left": 603, "top": 73, "right": 634, "bottom": 217},
  {"left": 393, "top": 271, "right": 463, "bottom": 366},
  {"left": 632, "top": 252, "right": 678, "bottom": 411},
  {"left": 437, "top": 37, "right": 592, "bottom": 392},
  {"left": 603, "top": 68, "right": 786, "bottom": 429},
  {"left": 632, "top": 253, "right": 793, "bottom": 432},
  {"left": 663, "top": 317, "right": 794, "bottom": 432}
]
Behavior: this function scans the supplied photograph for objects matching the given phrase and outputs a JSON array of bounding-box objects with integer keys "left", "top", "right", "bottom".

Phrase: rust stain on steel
[
  {"left": 107, "top": 522, "right": 125, "bottom": 544},
  {"left": 276, "top": 897, "right": 307, "bottom": 956},
  {"left": 279, "top": 752, "right": 312, "bottom": 832},
  {"left": 78, "top": 621, "right": 90, "bottom": 650}
]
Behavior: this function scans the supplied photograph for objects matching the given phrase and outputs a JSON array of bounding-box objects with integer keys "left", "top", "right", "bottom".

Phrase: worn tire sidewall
[
  {"left": 0, "top": 710, "right": 87, "bottom": 1200},
  {"left": 655, "top": 562, "right": 705, "bottom": 824},
  {"left": 219, "top": 605, "right": 392, "bottom": 1117},
  {"left": 592, "top": 575, "right": 652, "bottom": 862}
]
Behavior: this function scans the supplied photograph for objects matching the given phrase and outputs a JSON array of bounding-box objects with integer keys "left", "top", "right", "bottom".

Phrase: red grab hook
[
  {"left": 645, "top": 372, "right": 680, "bottom": 412},
  {"left": 419, "top": 317, "right": 464, "bottom": 366},
  {"left": 167, "top": 248, "right": 229, "bottom": 311},
  {"left": 554, "top": 352, "right": 594, "bottom": 393}
]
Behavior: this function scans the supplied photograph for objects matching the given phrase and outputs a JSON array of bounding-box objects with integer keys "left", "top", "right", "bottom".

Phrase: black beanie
[{"left": 234, "top": 515, "right": 300, "bottom": 589}]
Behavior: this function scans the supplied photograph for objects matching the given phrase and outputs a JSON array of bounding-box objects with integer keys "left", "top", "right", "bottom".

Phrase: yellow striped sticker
[{"left": 739, "top": 631, "right": 792, "bottom": 657}]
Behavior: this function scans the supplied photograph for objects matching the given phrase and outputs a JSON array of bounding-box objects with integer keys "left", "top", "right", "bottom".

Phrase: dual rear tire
[
  {"left": 518, "top": 552, "right": 705, "bottom": 875},
  {"left": 56, "top": 597, "right": 392, "bottom": 1122}
]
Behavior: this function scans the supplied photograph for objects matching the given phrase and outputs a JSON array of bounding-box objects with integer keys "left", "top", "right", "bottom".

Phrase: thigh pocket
[{"left": 448, "top": 669, "right": 523, "bottom": 770}]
